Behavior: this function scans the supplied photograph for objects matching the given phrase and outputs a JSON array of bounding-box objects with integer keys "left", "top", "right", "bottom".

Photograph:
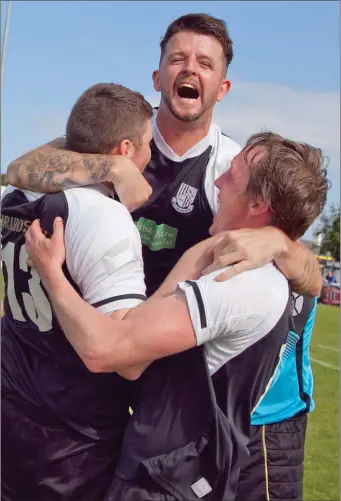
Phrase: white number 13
[{"left": 2, "top": 242, "right": 53, "bottom": 332}]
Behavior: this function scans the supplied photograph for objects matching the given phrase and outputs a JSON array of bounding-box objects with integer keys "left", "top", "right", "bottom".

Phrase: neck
[
  {"left": 156, "top": 102, "right": 212, "bottom": 156},
  {"left": 229, "top": 216, "right": 271, "bottom": 233}
]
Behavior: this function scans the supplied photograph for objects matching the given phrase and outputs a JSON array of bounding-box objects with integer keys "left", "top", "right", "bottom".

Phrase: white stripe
[
  {"left": 315, "top": 344, "right": 339, "bottom": 353},
  {"left": 310, "top": 357, "right": 340, "bottom": 371}
]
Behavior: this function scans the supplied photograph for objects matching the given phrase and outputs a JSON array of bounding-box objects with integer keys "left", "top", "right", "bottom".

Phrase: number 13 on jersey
[{"left": 2, "top": 242, "right": 53, "bottom": 332}]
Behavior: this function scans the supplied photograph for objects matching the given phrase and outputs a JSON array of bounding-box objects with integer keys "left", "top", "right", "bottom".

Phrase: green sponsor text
[{"left": 136, "top": 217, "right": 178, "bottom": 251}]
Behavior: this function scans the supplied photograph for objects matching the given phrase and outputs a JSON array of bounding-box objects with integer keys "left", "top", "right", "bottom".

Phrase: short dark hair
[
  {"left": 66, "top": 83, "right": 153, "bottom": 154},
  {"left": 244, "top": 132, "right": 330, "bottom": 239},
  {"left": 160, "top": 13, "right": 233, "bottom": 72}
]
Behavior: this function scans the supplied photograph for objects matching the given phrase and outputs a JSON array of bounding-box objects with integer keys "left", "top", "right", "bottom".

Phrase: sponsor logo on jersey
[
  {"left": 191, "top": 478, "right": 212, "bottom": 498},
  {"left": 136, "top": 217, "right": 178, "bottom": 251},
  {"left": 171, "top": 182, "right": 198, "bottom": 214}
]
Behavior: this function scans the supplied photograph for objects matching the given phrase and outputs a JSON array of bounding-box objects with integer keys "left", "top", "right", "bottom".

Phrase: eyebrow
[
  {"left": 167, "top": 51, "right": 214, "bottom": 63},
  {"left": 167, "top": 50, "right": 186, "bottom": 59},
  {"left": 197, "top": 54, "right": 214, "bottom": 62}
]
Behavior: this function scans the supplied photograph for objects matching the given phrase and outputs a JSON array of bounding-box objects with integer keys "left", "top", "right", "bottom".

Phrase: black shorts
[
  {"left": 2, "top": 393, "right": 121, "bottom": 501},
  {"left": 235, "top": 414, "right": 308, "bottom": 501}
]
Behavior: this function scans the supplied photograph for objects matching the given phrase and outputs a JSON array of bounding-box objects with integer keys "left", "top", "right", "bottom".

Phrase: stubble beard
[{"left": 162, "top": 93, "right": 206, "bottom": 123}]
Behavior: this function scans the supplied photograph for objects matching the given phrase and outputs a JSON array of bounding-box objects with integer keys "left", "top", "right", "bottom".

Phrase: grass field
[
  {"left": 304, "top": 304, "right": 340, "bottom": 500},
  {"left": 0, "top": 275, "right": 339, "bottom": 498}
]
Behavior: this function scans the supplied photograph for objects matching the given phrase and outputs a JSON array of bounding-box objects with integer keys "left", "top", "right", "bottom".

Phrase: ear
[
  {"left": 116, "top": 139, "right": 135, "bottom": 158},
  {"left": 216, "top": 79, "right": 231, "bottom": 103},
  {"left": 249, "top": 197, "right": 269, "bottom": 217},
  {"left": 152, "top": 70, "right": 161, "bottom": 92}
]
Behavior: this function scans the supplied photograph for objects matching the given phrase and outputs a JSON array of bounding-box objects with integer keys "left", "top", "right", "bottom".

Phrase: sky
[{"left": 1, "top": 0, "right": 340, "bottom": 238}]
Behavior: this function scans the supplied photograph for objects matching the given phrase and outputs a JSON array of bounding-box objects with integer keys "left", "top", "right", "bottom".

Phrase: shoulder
[
  {"left": 64, "top": 186, "right": 139, "bottom": 244},
  {"left": 65, "top": 186, "right": 132, "bottom": 222},
  {"left": 208, "top": 263, "right": 288, "bottom": 308},
  {"left": 205, "top": 125, "right": 242, "bottom": 214},
  {"left": 196, "top": 263, "right": 289, "bottom": 332},
  {"left": 211, "top": 123, "right": 242, "bottom": 160},
  {"left": 178, "top": 263, "right": 289, "bottom": 351}
]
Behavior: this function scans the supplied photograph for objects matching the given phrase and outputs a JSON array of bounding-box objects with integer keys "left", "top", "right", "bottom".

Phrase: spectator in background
[{"left": 325, "top": 270, "right": 337, "bottom": 284}]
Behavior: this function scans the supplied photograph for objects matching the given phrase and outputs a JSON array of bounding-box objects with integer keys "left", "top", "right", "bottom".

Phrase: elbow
[
  {"left": 81, "top": 348, "right": 114, "bottom": 374},
  {"left": 83, "top": 358, "right": 145, "bottom": 380},
  {"left": 82, "top": 355, "right": 107, "bottom": 373},
  {"left": 312, "top": 276, "right": 323, "bottom": 298},
  {"left": 295, "top": 274, "right": 323, "bottom": 298},
  {"left": 308, "top": 266, "right": 323, "bottom": 297},
  {"left": 7, "top": 162, "right": 20, "bottom": 187},
  {"left": 84, "top": 359, "right": 106, "bottom": 373},
  {"left": 117, "top": 367, "right": 145, "bottom": 381}
]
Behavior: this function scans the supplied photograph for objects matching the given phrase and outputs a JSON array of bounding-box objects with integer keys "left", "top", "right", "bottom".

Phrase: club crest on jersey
[{"left": 172, "top": 183, "right": 198, "bottom": 214}]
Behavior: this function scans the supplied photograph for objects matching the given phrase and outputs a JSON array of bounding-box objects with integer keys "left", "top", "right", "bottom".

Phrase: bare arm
[
  {"left": 114, "top": 233, "right": 223, "bottom": 379},
  {"left": 24, "top": 218, "right": 220, "bottom": 378},
  {"left": 7, "top": 138, "right": 115, "bottom": 192},
  {"left": 275, "top": 239, "right": 322, "bottom": 297},
  {"left": 7, "top": 138, "right": 152, "bottom": 211},
  {"left": 109, "top": 308, "right": 154, "bottom": 380},
  {"left": 39, "top": 268, "right": 196, "bottom": 373},
  {"left": 202, "top": 227, "right": 322, "bottom": 297}
]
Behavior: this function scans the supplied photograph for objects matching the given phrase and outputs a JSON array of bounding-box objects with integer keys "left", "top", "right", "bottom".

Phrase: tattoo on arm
[{"left": 7, "top": 138, "right": 114, "bottom": 193}]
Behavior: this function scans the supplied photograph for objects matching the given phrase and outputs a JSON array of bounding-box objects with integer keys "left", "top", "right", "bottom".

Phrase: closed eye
[{"left": 198, "top": 58, "right": 213, "bottom": 69}]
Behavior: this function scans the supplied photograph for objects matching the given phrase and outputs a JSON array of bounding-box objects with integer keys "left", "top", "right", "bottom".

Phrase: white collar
[{"left": 152, "top": 113, "right": 216, "bottom": 162}]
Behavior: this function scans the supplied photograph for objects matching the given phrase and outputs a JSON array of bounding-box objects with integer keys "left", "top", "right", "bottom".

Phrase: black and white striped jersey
[
  {"left": 132, "top": 116, "right": 241, "bottom": 296},
  {"left": 1, "top": 184, "right": 145, "bottom": 440}
]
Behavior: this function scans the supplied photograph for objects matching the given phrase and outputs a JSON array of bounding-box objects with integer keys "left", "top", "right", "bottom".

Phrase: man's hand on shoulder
[
  {"left": 201, "top": 227, "right": 322, "bottom": 297},
  {"left": 202, "top": 227, "right": 287, "bottom": 281}
]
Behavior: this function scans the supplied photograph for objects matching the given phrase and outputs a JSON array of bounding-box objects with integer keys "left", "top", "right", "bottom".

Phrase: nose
[
  {"left": 183, "top": 55, "right": 198, "bottom": 75},
  {"left": 214, "top": 174, "right": 223, "bottom": 189}
]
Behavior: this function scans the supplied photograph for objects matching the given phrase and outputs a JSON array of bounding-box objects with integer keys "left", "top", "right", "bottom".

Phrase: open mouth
[{"left": 176, "top": 83, "right": 200, "bottom": 100}]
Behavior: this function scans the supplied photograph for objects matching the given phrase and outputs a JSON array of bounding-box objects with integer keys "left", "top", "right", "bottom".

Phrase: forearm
[
  {"left": 42, "top": 268, "right": 193, "bottom": 373},
  {"left": 154, "top": 236, "right": 216, "bottom": 298},
  {"left": 275, "top": 238, "right": 322, "bottom": 296},
  {"left": 7, "top": 138, "right": 116, "bottom": 193},
  {"left": 115, "top": 307, "right": 152, "bottom": 379}
]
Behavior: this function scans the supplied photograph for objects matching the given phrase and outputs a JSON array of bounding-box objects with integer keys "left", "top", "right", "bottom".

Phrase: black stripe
[
  {"left": 221, "top": 132, "right": 232, "bottom": 139},
  {"left": 185, "top": 280, "right": 207, "bottom": 329},
  {"left": 91, "top": 294, "right": 146, "bottom": 308},
  {"left": 295, "top": 333, "right": 311, "bottom": 414}
]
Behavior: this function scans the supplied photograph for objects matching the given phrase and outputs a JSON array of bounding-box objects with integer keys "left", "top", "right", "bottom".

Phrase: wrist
[
  {"left": 40, "top": 266, "right": 67, "bottom": 295},
  {"left": 269, "top": 227, "right": 290, "bottom": 260},
  {"left": 108, "top": 156, "right": 129, "bottom": 183}
]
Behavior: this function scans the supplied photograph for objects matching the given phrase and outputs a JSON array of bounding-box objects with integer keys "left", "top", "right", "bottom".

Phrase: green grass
[
  {"left": 0, "top": 275, "right": 339, "bottom": 498},
  {"left": 304, "top": 304, "right": 340, "bottom": 500}
]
